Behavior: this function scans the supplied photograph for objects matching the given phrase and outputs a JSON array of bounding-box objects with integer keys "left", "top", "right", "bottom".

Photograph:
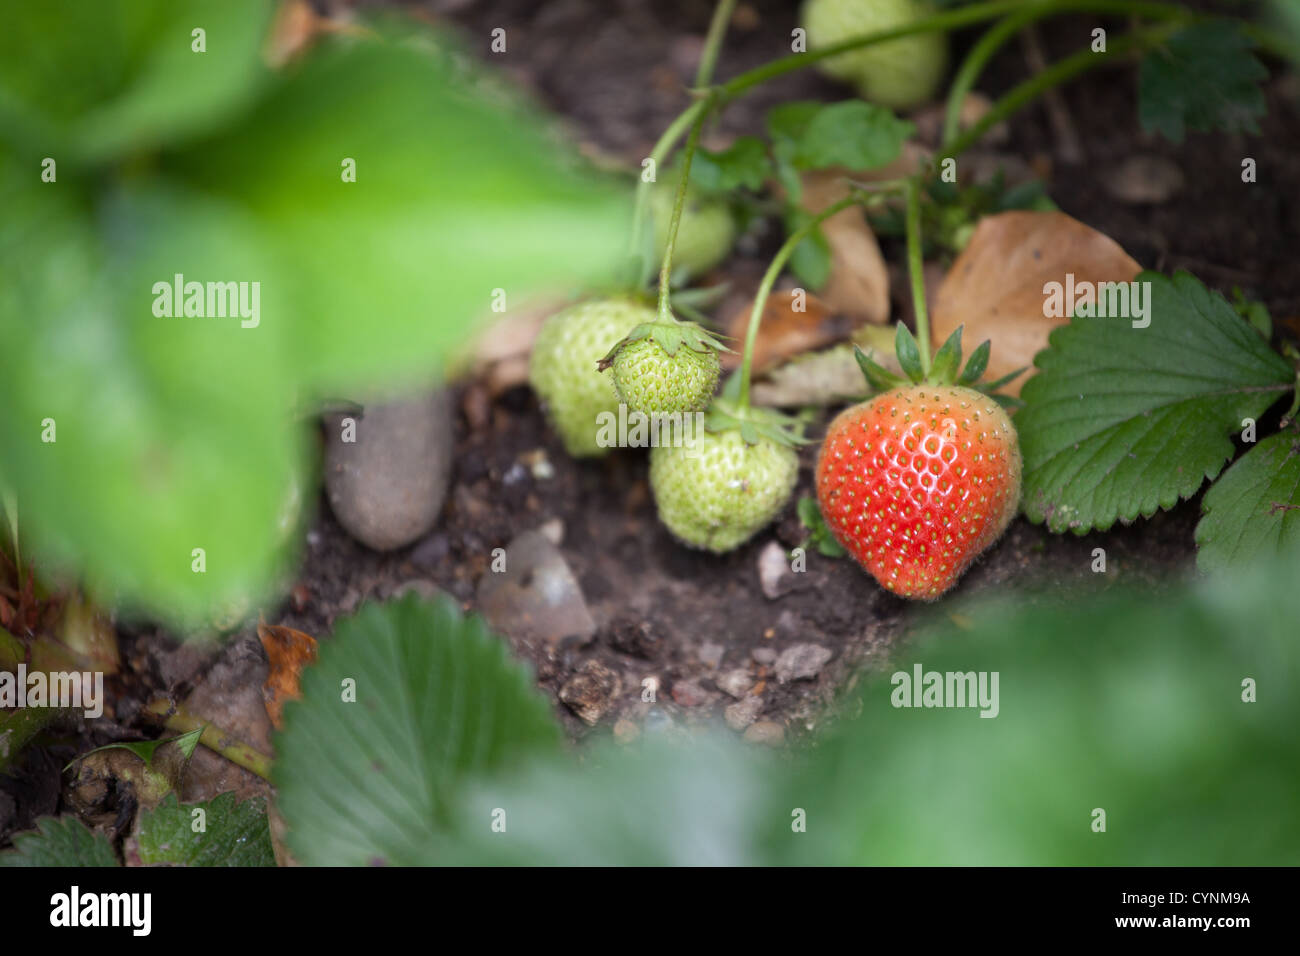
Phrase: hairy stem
[
  {"left": 657, "top": 92, "right": 716, "bottom": 321},
  {"left": 904, "top": 178, "right": 931, "bottom": 376}
]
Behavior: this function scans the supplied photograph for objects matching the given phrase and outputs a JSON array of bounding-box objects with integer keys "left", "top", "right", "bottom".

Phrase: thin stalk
[
  {"left": 942, "top": 7, "right": 1049, "bottom": 146},
  {"left": 904, "top": 178, "right": 931, "bottom": 376},
  {"left": 944, "top": 24, "right": 1175, "bottom": 159},
  {"left": 695, "top": 0, "right": 738, "bottom": 88},
  {"left": 657, "top": 92, "right": 716, "bottom": 321},
  {"left": 145, "top": 697, "right": 273, "bottom": 781},
  {"left": 737, "top": 188, "right": 906, "bottom": 410}
]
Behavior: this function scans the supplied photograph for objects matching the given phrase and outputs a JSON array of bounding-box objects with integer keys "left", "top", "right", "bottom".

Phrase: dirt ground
[{"left": 5, "top": 0, "right": 1299, "bottom": 841}]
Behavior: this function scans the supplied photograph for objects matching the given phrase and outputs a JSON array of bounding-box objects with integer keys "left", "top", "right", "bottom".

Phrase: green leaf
[
  {"left": 797, "top": 494, "right": 847, "bottom": 558},
  {"left": 0, "top": 705, "right": 61, "bottom": 773},
  {"left": 690, "top": 136, "right": 772, "bottom": 193},
  {"left": 1017, "top": 271, "right": 1294, "bottom": 533},
  {"left": 1231, "top": 286, "right": 1273, "bottom": 339},
  {"left": 773, "top": 560, "right": 1300, "bottom": 865},
  {"left": 0, "top": 16, "right": 625, "bottom": 627},
  {"left": 0, "top": 0, "right": 273, "bottom": 163},
  {"left": 69, "top": 727, "right": 202, "bottom": 771},
  {"left": 787, "top": 219, "right": 832, "bottom": 290},
  {"left": 1196, "top": 427, "right": 1300, "bottom": 573},
  {"left": 273, "top": 596, "right": 562, "bottom": 866},
  {"left": 792, "top": 102, "right": 913, "bottom": 172},
  {"left": 0, "top": 816, "right": 119, "bottom": 867},
  {"left": 1139, "top": 22, "right": 1267, "bottom": 143},
  {"left": 134, "top": 792, "right": 275, "bottom": 866},
  {"left": 438, "top": 737, "right": 768, "bottom": 865},
  {"left": 894, "top": 323, "right": 923, "bottom": 382}
]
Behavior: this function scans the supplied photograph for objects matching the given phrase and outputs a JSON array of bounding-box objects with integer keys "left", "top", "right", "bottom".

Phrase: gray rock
[
  {"left": 477, "top": 529, "right": 596, "bottom": 644},
  {"left": 717, "top": 668, "right": 753, "bottom": 699},
  {"left": 775, "top": 643, "right": 833, "bottom": 683},
  {"left": 751, "top": 646, "right": 777, "bottom": 666},
  {"left": 698, "top": 641, "right": 725, "bottom": 670},
  {"left": 724, "top": 695, "right": 764, "bottom": 731},
  {"left": 324, "top": 391, "right": 453, "bottom": 551}
]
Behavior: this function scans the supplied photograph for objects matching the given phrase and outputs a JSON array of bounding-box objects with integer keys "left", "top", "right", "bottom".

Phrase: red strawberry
[{"left": 815, "top": 329, "right": 1022, "bottom": 599}]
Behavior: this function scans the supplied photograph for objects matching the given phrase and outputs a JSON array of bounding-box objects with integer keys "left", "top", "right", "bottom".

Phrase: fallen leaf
[
  {"left": 751, "top": 324, "right": 900, "bottom": 407},
  {"left": 930, "top": 211, "right": 1142, "bottom": 396},
  {"left": 720, "top": 286, "right": 848, "bottom": 374},
  {"left": 257, "top": 617, "right": 318, "bottom": 730},
  {"left": 797, "top": 171, "right": 891, "bottom": 326}
]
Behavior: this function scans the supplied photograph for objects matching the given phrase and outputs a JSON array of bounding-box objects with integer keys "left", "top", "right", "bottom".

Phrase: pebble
[
  {"left": 758, "top": 541, "right": 800, "bottom": 599},
  {"left": 724, "top": 695, "right": 764, "bottom": 731},
  {"left": 671, "top": 678, "right": 712, "bottom": 708},
  {"left": 697, "top": 641, "right": 725, "bottom": 670},
  {"left": 606, "top": 617, "right": 660, "bottom": 660},
  {"left": 743, "top": 720, "right": 785, "bottom": 747},
  {"left": 751, "top": 646, "right": 777, "bottom": 666},
  {"left": 644, "top": 709, "right": 674, "bottom": 735},
  {"left": 477, "top": 528, "right": 596, "bottom": 644},
  {"left": 558, "top": 660, "right": 621, "bottom": 726},
  {"left": 775, "top": 643, "right": 833, "bottom": 683},
  {"left": 716, "top": 668, "right": 753, "bottom": 699},
  {"left": 324, "top": 390, "right": 453, "bottom": 551},
  {"left": 613, "top": 718, "right": 640, "bottom": 744},
  {"left": 1107, "top": 155, "right": 1184, "bottom": 204}
]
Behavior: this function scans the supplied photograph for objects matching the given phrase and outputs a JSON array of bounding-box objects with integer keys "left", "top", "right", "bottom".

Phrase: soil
[{"left": 5, "top": 0, "right": 1299, "bottom": 839}]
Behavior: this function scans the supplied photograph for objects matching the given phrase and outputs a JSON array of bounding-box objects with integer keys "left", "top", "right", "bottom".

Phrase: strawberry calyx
[
  {"left": 597, "top": 319, "right": 731, "bottom": 371},
  {"left": 705, "top": 372, "right": 808, "bottom": 448},
  {"left": 854, "top": 323, "right": 1026, "bottom": 409}
]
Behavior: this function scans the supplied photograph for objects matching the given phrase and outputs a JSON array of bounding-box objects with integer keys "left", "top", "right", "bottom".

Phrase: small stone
[
  {"left": 607, "top": 617, "right": 660, "bottom": 660},
  {"left": 743, "top": 720, "right": 785, "bottom": 746},
  {"left": 751, "top": 646, "right": 777, "bottom": 666},
  {"left": 698, "top": 641, "right": 725, "bottom": 670},
  {"left": 477, "top": 529, "right": 596, "bottom": 644},
  {"left": 409, "top": 532, "right": 450, "bottom": 569},
  {"left": 537, "top": 518, "right": 564, "bottom": 546},
  {"left": 613, "top": 718, "right": 640, "bottom": 744},
  {"left": 775, "top": 643, "right": 833, "bottom": 683},
  {"left": 520, "top": 448, "right": 555, "bottom": 481},
  {"left": 558, "top": 660, "right": 621, "bottom": 726},
  {"left": 758, "top": 541, "right": 799, "bottom": 599},
  {"left": 724, "top": 695, "right": 764, "bottom": 731},
  {"left": 716, "top": 668, "right": 753, "bottom": 699},
  {"left": 1107, "top": 155, "right": 1184, "bottom": 204},
  {"left": 324, "top": 390, "right": 454, "bottom": 551},
  {"left": 386, "top": 579, "right": 444, "bottom": 602},
  {"left": 671, "top": 679, "right": 711, "bottom": 708}
]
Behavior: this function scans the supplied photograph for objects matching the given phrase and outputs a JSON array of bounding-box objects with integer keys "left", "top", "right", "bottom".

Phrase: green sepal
[
  {"left": 957, "top": 339, "right": 992, "bottom": 385},
  {"left": 894, "top": 324, "right": 924, "bottom": 381},
  {"left": 597, "top": 319, "right": 732, "bottom": 371},
  {"left": 796, "top": 495, "right": 846, "bottom": 559},
  {"left": 705, "top": 398, "right": 809, "bottom": 448},
  {"left": 975, "top": 366, "right": 1028, "bottom": 394},
  {"left": 926, "top": 326, "right": 963, "bottom": 385},
  {"left": 853, "top": 346, "right": 907, "bottom": 394}
]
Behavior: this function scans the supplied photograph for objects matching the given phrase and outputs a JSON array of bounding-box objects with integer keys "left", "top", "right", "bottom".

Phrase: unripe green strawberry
[
  {"left": 529, "top": 298, "right": 652, "bottom": 457},
  {"left": 651, "top": 183, "right": 736, "bottom": 279},
  {"left": 611, "top": 331, "right": 722, "bottom": 416},
  {"left": 651, "top": 428, "right": 799, "bottom": 553},
  {"left": 802, "top": 0, "right": 948, "bottom": 111},
  {"left": 816, "top": 384, "right": 1020, "bottom": 599}
]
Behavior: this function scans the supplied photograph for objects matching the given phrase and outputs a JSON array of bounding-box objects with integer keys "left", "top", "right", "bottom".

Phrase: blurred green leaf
[
  {"left": 792, "top": 101, "right": 912, "bottom": 172},
  {"left": 784, "top": 208, "right": 832, "bottom": 290},
  {"left": 771, "top": 563, "right": 1300, "bottom": 865},
  {"left": 0, "top": 0, "right": 272, "bottom": 163},
  {"left": 1139, "top": 21, "right": 1267, "bottom": 143},
  {"left": 134, "top": 792, "right": 275, "bottom": 866},
  {"left": 690, "top": 136, "right": 771, "bottom": 193},
  {"left": 0, "top": 816, "right": 119, "bottom": 867},
  {"left": 273, "top": 596, "right": 562, "bottom": 866},
  {"left": 1017, "top": 271, "right": 1294, "bottom": 533},
  {"left": 0, "top": 13, "right": 627, "bottom": 626},
  {"left": 1196, "top": 427, "right": 1300, "bottom": 573}
]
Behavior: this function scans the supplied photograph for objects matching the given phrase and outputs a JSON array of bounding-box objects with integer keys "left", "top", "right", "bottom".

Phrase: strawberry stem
[
  {"left": 904, "top": 178, "right": 932, "bottom": 378},
  {"left": 657, "top": 90, "right": 718, "bottom": 322},
  {"left": 695, "top": 0, "right": 738, "bottom": 89}
]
